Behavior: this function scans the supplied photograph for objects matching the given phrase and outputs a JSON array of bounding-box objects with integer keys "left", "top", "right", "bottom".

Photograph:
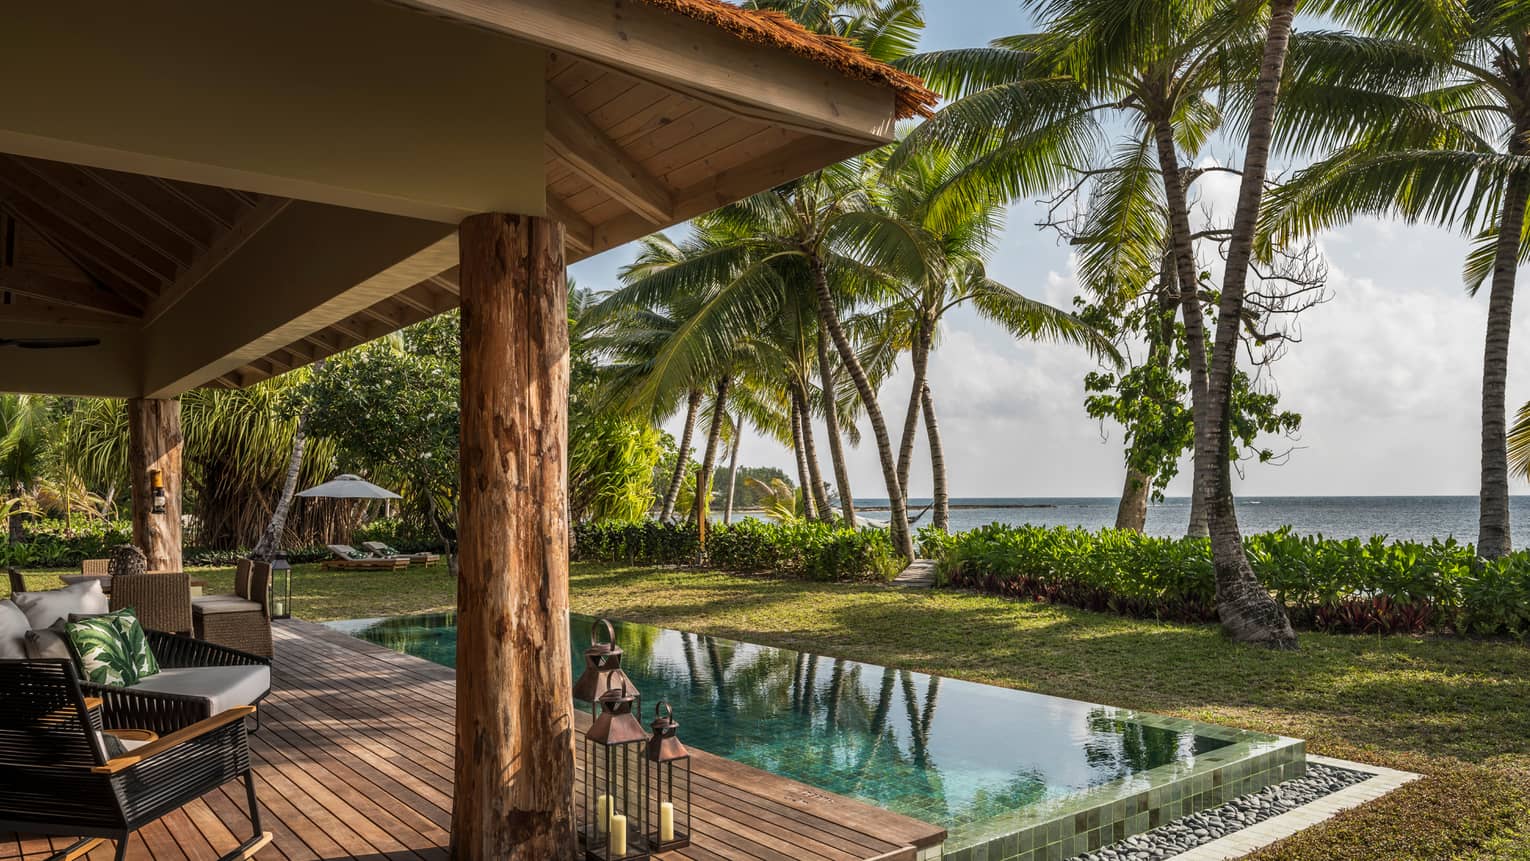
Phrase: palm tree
[
  {"left": 603, "top": 234, "right": 717, "bottom": 523},
  {"left": 597, "top": 168, "right": 919, "bottom": 556},
  {"left": 1264, "top": 0, "right": 1530, "bottom": 559},
  {"left": 854, "top": 144, "right": 1117, "bottom": 530},
  {"left": 1200, "top": 0, "right": 1300, "bottom": 648},
  {"left": 894, "top": 0, "right": 1267, "bottom": 539}
]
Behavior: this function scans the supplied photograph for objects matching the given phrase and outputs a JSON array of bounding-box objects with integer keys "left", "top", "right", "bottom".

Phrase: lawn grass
[
  {"left": 568, "top": 564, "right": 1530, "bottom": 861},
  {"left": 8, "top": 560, "right": 1526, "bottom": 859}
]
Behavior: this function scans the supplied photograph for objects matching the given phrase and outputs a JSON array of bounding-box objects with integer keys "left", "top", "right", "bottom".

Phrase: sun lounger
[
  {"left": 323, "top": 544, "right": 409, "bottom": 571},
  {"left": 360, "top": 541, "right": 442, "bottom": 566}
]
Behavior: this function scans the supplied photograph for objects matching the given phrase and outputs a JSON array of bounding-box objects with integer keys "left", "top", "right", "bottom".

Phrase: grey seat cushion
[
  {"left": 192, "top": 596, "right": 264, "bottom": 616},
  {"left": 130, "top": 665, "right": 271, "bottom": 713},
  {"left": 11, "top": 580, "right": 109, "bottom": 629}
]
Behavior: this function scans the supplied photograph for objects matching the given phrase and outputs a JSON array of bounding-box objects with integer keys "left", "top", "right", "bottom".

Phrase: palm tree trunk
[
  {"left": 815, "top": 324, "right": 857, "bottom": 525},
  {"left": 693, "top": 377, "right": 731, "bottom": 529},
  {"left": 1150, "top": 118, "right": 1213, "bottom": 540},
  {"left": 252, "top": 415, "right": 308, "bottom": 561},
  {"left": 723, "top": 414, "right": 742, "bottom": 524},
  {"left": 1203, "top": 0, "right": 1299, "bottom": 648},
  {"left": 789, "top": 396, "right": 819, "bottom": 520},
  {"left": 1478, "top": 143, "right": 1530, "bottom": 558},
  {"left": 921, "top": 381, "right": 949, "bottom": 532},
  {"left": 793, "top": 382, "right": 833, "bottom": 520},
  {"left": 808, "top": 255, "right": 913, "bottom": 557},
  {"left": 896, "top": 320, "right": 932, "bottom": 498},
  {"left": 253, "top": 362, "right": 321, "bottom": 561},
  {"left": 1115, "top": 468, "right": 1151, "bottom": 532},
  {"left": 661, "top": 388, "right": 702, "bottom": 522}
]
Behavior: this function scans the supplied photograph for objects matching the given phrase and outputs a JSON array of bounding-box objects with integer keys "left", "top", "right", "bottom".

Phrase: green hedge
[
  {"left": 0, "top": 517, "right": 413, "bottom": 569},
  {"left": 573, "top": 518, "right": 902, "bottom": 582},
  {"left": 920, "top": 523, "right": 1530, "bottom": 637}
]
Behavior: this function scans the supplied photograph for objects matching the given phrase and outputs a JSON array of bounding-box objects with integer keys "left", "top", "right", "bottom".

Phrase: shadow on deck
[{"left": 4, "top": 619, "right": 944, "bottom": 861}]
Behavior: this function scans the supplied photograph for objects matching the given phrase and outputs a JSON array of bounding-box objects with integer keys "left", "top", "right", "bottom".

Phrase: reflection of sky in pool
[{"left": 332, "top": 612, "right": 1233, "bottom": 831}]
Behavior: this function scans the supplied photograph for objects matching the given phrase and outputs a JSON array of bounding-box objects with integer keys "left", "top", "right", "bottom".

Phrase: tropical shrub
[
  {"left": 926, "top": 524, "right": 1530, "bottom": 638},
  {"left": 0, "top": 518, "right": 131, "bottom": 567},
  {"left": 572, "top": 518, "right": 900, "bottom": 582}
]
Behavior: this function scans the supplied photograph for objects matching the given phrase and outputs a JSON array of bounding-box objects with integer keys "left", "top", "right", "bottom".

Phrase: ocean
[{"left": 848, "top": 496, "right": 1530, "bottom": 547}]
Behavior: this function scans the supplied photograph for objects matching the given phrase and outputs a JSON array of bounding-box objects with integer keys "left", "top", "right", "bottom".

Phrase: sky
[{"left": 570, "top": 1, "right": 1530, "bottom": 499}]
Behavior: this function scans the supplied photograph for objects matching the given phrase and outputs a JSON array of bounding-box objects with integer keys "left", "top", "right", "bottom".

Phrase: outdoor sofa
[{"left": 0, "top": 579, "right": 271, "bottom": 734}]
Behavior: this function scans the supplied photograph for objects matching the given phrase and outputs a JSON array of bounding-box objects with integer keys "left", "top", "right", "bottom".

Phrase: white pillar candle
[
  {"left": 660, "top": 801, "right": 675, "bottom": 842},
  {"left": 609, "top": 813, "right": 627, "bottom": 856},
  {"left": 595, "top": 794, "right": 610, "bottom": 834}
]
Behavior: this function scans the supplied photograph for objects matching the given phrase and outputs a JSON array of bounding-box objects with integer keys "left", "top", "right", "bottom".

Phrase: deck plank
[{"left": 3, "top": 620, "right": 944, "bottom": 861}]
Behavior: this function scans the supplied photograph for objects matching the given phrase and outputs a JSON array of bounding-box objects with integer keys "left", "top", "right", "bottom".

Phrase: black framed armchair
[{"left": 0, "top": 659, "right": 271, "bottom": 861}]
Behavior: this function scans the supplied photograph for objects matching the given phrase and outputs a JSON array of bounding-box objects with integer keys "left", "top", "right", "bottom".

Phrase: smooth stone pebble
[{"left": 1065, "top": 763, "right": 1370, "bottom": 861}]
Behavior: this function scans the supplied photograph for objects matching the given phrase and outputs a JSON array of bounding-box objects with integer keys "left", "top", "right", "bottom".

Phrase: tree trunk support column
[
  {"left": 452, "top": 213, "right": 576, "bottom": 860},
  {"left": 127, "top": 398, "right": 183, "bottom": 572}
]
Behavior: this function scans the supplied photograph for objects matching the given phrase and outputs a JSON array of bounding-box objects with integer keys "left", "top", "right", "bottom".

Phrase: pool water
[{"left": 331, "top": 612, "right": 1286, "bottom": 843}]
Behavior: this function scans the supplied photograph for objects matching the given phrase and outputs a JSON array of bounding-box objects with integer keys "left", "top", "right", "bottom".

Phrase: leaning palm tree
[
  {"left": 596, "top": 166, "right": 919, "bottom": 557},
  {"left": 1264, "top": 0, "right": 1530, "bottom": 558},
  {"left": 850, "top": 144, "right": 1117, "bottom": 530},
  {"left": 600, "top": 234, "right": 720, "bottom": 523}
]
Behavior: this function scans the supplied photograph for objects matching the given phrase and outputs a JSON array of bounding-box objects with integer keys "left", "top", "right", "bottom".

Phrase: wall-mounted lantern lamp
[{"left": 149, "top": 469, "right": 167, "bottom": 515}]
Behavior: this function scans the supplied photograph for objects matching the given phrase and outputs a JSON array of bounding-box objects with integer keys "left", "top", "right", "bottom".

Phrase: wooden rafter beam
[
  {"left": 142, "top": 197, "right": 291, "bottom": 327},
  {"left": 0, "top": 266, "right": 140, "bottom": 318},
  {"left": 0, "top": 292, "right": 131, "bottom": 328},
  {"left": 544, "top": 195, "right": 595, "bottom": 254},
  {"left": 545, "top": 90, "right": 673, "bottom": 224}
]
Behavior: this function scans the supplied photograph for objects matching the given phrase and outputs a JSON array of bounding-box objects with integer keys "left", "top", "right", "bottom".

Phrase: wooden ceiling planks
[{"left": 1, "top": 29, "right": 908, "bottom": 392}]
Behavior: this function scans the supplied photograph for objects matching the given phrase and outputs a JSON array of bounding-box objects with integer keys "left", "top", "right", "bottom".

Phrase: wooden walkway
[{"left": 4, "top": 620, "right": 944, "bottom": 861}]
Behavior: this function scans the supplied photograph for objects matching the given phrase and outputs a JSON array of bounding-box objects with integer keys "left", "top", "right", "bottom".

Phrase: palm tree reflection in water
[{"left": 347, "top": 613, "right": 1226, "bottom": 829}]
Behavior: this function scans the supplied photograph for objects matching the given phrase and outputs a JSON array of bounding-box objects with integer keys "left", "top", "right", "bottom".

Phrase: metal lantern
[
  {"left": 573, "top": 618, "right": 639, "bottom": 709},
  {"left": 582, "top": 683, "right": 650, "bottom": 861},
  {"left": 269, "top": 553, "right": 293, "bottom": 620},
  {"left": 645, "top": 701, "right": 691, "bottom": 852}
]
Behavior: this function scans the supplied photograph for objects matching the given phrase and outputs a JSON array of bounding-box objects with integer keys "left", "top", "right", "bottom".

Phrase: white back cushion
[
  {"left": 11, "top": 580, "right": 109, "bottom": 629},
  {"left": 0, "top": 599, "right": 27, "bottom": 658}
]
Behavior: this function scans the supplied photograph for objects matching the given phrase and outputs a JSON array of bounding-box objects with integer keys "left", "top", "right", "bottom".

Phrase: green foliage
[
  {"left": 715, "top": 466, "right": 793, "bottom": 509},
  {"left": 572, "top": 518, "right": 900, "bottom": 582},
  {"left": 569, "top": 415, "right": 662, "bottom": 523},
  {"left": 0, "top": 518, "right": 131, "bottom": 567},
  {"left": 925, "top": 523, "right": 1530, "bottom": 637},
  {"left": 296, "top": 329, "right": 460, "bottom": 545},
  {"left": 745, "top": 476, "right": 803, "bottom": 523}
]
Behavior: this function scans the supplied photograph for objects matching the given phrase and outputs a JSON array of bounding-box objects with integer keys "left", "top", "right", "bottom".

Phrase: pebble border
[{"left": 1066, "top": 757, "right": 1419, "bottom": 861}]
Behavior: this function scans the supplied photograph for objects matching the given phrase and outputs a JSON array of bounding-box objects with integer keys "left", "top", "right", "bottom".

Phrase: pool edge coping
[{"left": 1160, "top": 755, "right": 1421, "bottom": 861}]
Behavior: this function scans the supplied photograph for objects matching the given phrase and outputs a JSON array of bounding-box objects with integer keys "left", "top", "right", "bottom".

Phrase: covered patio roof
[
  {"left": 0, "top": 0, "right": 932, "bottom": 398},
  {"left": 0, "top": 2, "right": 933, "bottom": 857}
]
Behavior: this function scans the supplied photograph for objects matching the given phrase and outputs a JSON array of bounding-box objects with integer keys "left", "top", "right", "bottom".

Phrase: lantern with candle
[
  {"left": 582, "top": 682, "right": 650, "bottom": 861},
  {"left": 646, "top": 701, "right": 691, "bottom": 852},
  {"left": 573, "top": 618, "right": 640, "bottom": 712}
]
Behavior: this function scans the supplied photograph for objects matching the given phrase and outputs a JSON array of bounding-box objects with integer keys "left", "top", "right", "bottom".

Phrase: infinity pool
[{"left": 330, "top": 612, "right": 1301, "bottom": 855}]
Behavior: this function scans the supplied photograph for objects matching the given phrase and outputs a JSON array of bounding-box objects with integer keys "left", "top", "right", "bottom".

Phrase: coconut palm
[
  {"left": 893, "top": 0, "right": 1268, "bottom": 540},
  {"left": 746, "top": 0, "right": 924, "bottom": 64},
  {"left": 1264, "top": 0, "right": 1530, "bottom": 559},
  {"left": 854, "top": 144, "right": 1118, "bottom": 530},
  {"left": 899, "top": 0, "right": 1301, "bottom": 643},
  {"left": 594, "top": 165, "right": 919, "bottom": 557}
]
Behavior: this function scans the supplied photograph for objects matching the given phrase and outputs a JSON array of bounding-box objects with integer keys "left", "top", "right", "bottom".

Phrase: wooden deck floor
[{"left": 5, "top": 620, "right": 944, "bottom": 861}]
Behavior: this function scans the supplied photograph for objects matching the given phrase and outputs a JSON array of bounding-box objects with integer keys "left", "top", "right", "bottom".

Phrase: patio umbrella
[{"left": 296, "top": 474, "right": 402, "bottom": 500}]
